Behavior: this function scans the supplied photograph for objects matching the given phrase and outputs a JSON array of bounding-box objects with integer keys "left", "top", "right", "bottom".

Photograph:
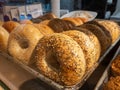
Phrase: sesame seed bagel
[
  {"left": 79, "top": 24, "right": 112, "bottom": 54},
  {"left": 31, "top": 33, "right": 86, "bottom": 86},
  {"left": 0, "top": 26, "right": 9, "bottom": 53},
  {"left": 97, "top": 20, "right": 120, "bottom": 43},
  {"left": 62, "top": 30, "right": 96, "bottom": 70},
  {"left": 85, "top": 20, "right": 112, "bottom": 44},
  {"left": 72, "top": 27, "right": 101, "bottom": 62},
  {"left": 8, "top": 24, "right": 43, "bottom": 65}
]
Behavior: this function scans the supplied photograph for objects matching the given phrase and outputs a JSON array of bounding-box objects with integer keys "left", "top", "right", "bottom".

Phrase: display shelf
[
  {"left": 0, "top": 37, "right": 119, "bottom": 90},
  {"left": 80, "top": 37, "right": 120, "bottom": 90},
  {"left": 94, "top": 46, "right": 120, "bottom": 90}
]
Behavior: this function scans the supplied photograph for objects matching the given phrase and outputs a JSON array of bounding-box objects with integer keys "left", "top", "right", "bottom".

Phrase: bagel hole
[
  {"left": 18, "top": 39, "right": 29, "bottom": 49},
  {"left": 15, "top": 34, "right": 29, "bottom": 49},
  {"left": 46, "top": 50, "right": 60, "bottom": 72}
]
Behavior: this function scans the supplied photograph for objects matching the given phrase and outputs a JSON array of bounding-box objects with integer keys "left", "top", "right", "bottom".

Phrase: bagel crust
[
  {"left": 2, "top": 21, "right": 20, "bottom": 33},
  {"left": 103, "top": 76, "right": 120, "bottom": 90},
  {"left": 97, "top": 20, "right": 120, "bottom": 43},
  {"left": 33, "top": 24, "right": 54, "bottom": 35},
  {"left": 80, "top": 24, "right": 112, "bottom": 54},
  {"left": 62, "top": 30, "right": 96, "bottom": 70},
  {"left": 32, "top": 33, "right": 86, "bottom": 86},
  {"left": 0, "top": 26, "right": 9, "bottom": 52},
  {"left": 72, "top": 27, "right": 101, "bottom": 62},
  {"left": 8, "top": 24, "right": 43, "bottom": 65}
]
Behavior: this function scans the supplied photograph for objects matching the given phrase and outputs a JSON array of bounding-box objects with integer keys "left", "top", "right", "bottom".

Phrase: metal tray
[
  {"left": 94, "top": 45, "right": 120, "bottom": 90},
  {"left": 0, "top": 37, "right": 120, "bottom": 90}
]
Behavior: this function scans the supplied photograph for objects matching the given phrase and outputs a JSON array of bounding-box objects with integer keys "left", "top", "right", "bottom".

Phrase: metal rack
[{"left": 0, "top": 37, "right": 119, "bottom": 90}]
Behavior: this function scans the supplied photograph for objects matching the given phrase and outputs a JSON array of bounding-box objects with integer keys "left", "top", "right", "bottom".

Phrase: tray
[
  {"left": 60, "top": 10, "right": 97, "bottom": 21},
  {"left": 94, "top": 45, "right": 120, "bottom": 90},
  {"left": 0, "top": 37, "right": 120, "bottom": 90}
]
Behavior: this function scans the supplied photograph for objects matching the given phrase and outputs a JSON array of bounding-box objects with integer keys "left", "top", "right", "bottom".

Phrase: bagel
[
  {"left": 103, "top": 76, "right": 120, "bottom": 90},
  {"left": 0, "top": 21, "right": 4, "bottom": 26},
  {"left": 79, "top": 24, "right": 112, "bottom": 54},
  {"left": 62, "top": 30, "right": 96, "bottom": 70},
  {"left": 2, "top": 21, "right": 20, "bottom": 33},
  {"left": 31, "top": 33, "right": 86, "bottom": 86},
  {"left": 72, "top": 27, "right": 101, "bottom": 62},
  {"left": 20, "top": 20, "right": 33, "bottom": 24},
  {"left": 74, "top": 17, "right": 83, "bottom": 25},
  {"left": 86, "top": 20, "right": 112, "bottom": 43},
  {"left": 62, "top": 17, "right": 83, "bottom": 26},
  {"left": 33, "top": 24, "right": 54, "bottom": 35},
  {"left": 8, "top": 24, "right": 43, "bottom": 65},
  {"left": 111, "top": 55, "right": 120, "bottom": 76},
  {"left": 48, "top": 18, "right": 72, "bottom": 33},
  {"left": 0, "top": 26, "right": 9, "bottom": 53},
  {"left": 39, "top": 13, "right": 57, "bottom": 21},
  {"left": 63, "top": 20, "right": 75, "bottom": 30},
  {"left": 96, "top": 20, "right": 120, "bottom": 43},
  {"left": 76, "top": 17, "right": 88, "bottom": 23},
  {"left": 39, "top": 20, "right": 50, "bottom": 25}
]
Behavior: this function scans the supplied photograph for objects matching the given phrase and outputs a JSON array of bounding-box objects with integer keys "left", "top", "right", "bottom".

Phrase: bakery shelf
[
  {"left": 94, "top": 45, "right": 120, "bottom": 90},
  {"left": 80, "top": 36, "right": 120, "bottom": 90},
  {"left": 0, "top": 36, "right": 119, "bottom": 90}
]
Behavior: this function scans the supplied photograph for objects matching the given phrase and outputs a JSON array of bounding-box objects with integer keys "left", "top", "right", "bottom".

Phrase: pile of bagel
[{"left": 0, "top": 13, "right": 120, "bottom": 86}]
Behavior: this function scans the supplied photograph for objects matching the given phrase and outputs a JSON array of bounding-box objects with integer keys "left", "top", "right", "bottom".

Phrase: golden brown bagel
[
  {"left": 111, "top": 55, "right": 120, "bottom": 76},
  {"left": 0, "top": 26, "right": 9, "bottom": 53},
  {"left": 97, "top": 20, "right": 120, "bottom": 43},
  {"left": 20, "top": 19, "right": 33, "bottom": 24},
  {"left": 2, "top": 21, "right": 20, "bottom": 33},
  {"left": 62, "top": 30, "right": 96, "bottom": 70},
  {"left": 8, "top": 24, "right": 43, "bottom": 65},
  {"left": 103, "top": 76, "right": 120, "bottom": 90},
  {"left": 79, "top": 24, "right": 112, "bottom": 54},
  {"left": 62, "top": 17, "right": 83, "bottom": 26},
  {"left": 72, "top": 27, "right": 101, "bottom": 62},
  {"left": 33, "top": 24, "right": 54, "bottom": 35}
]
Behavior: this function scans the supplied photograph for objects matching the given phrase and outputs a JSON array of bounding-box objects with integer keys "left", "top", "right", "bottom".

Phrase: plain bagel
[
  {"left": 0, "top": 26, "right": 9, "bottom": 53},
  {"left": 8, "top": 24, "right": 43, "bottom": 65}
]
